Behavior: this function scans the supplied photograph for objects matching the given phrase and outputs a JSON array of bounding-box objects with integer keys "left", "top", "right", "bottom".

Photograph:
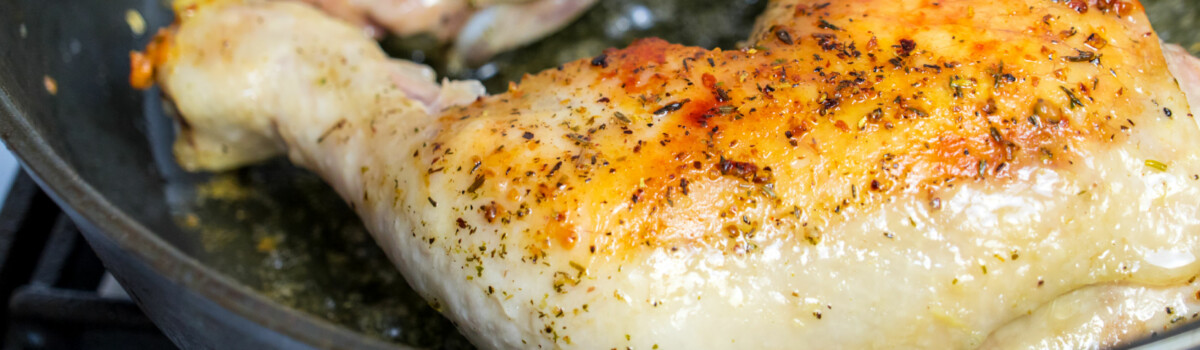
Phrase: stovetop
[{"left": 0, "top": 169, "right": 175, "bottom": 350}]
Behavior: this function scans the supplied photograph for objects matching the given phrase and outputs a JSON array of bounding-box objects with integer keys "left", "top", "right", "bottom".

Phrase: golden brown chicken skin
[{"left": 432, "top": 0, "right": 1190, "bottom": 261}]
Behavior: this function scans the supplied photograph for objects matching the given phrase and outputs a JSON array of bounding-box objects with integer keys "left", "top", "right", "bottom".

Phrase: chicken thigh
[
  {"left": 136, "top": 0, "right": 1200, "bottom": 348},
  {"left": 294, "top": 0, "right": 596, "bottom": 63}
]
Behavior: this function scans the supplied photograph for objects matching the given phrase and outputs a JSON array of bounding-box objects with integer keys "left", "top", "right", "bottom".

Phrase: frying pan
[{"left": 0, "top": 0, "right": 1199, "bottom": 349}]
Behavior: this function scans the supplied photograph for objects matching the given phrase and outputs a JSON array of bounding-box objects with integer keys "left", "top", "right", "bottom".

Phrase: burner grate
[{"left": 0, "top": 172, "right": 175, "bottom": 350}]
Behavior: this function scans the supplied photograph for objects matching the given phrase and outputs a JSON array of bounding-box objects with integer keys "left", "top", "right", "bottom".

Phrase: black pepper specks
[
  {"left": 522, "top": 131, "right": 535, "bottom": 140},
  {"left": 818, "top": 19, "right": 841, "bottom": 31},
  {"left": 895, "top": 39, "right": 916, "bottom": 57},
  {"left": 591, "top": 53, "right": 608, "bottom": 68},
  {"left": 654, "top": 100, "right": 688, "bottom": 116},
  {"left": 989, "top": 126, "right": 1004, "bottom": 143},
  {"left": 774, "top": 26, "right": 794, "bottom": 45}
]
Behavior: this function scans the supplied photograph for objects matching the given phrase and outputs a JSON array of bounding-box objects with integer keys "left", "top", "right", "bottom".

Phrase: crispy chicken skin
[{"left": 137, "top": 0, "right": 1200, "bottom": 348}]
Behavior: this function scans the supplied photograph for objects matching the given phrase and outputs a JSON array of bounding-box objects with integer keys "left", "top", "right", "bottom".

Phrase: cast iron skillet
[{"left": 1, "top": 0, "right": 1200, "bottom": 349}]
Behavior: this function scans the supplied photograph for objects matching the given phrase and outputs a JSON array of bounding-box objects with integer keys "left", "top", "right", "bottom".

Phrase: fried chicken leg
[{"left": 137, "top": 0, "right": 1200, "bottom": 348}]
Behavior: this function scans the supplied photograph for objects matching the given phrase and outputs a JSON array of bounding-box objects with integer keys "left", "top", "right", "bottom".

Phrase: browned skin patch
[
  {"left": 422, "top": 0, "right": 1178, "bottom": 262},
  {"left": 130, "top": 28, "right": 175, "bottom": 90}
]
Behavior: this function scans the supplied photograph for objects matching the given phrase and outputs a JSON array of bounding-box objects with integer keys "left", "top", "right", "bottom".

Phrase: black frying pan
[{"left": 1, "top": 0, "right": 1199, "bottom": 349}]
